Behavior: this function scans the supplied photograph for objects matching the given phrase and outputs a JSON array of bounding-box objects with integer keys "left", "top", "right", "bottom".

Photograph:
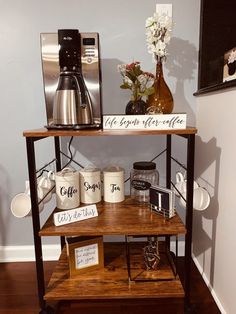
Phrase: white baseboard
[
  {"left": 0, "top": 244, "right": 61, "bottom": 262},
  {"left": 192, "top": 255, "right": 226, "bottom": 314},
  {"left": 0, "top": 240, "right": 185, "bottom": 263}
]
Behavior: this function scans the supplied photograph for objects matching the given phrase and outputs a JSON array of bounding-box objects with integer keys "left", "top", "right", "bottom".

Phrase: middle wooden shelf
[{"left": 39, "top": 197, "right": 186, "bottom": 237}]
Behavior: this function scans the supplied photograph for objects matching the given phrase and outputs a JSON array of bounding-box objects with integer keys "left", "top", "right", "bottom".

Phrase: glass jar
[{"left": 130, "top": 161, "right": 159, "bottom": 203}]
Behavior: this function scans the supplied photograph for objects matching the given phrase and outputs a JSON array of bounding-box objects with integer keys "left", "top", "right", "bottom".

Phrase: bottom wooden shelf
[{"left": 45, "top": 242, "right": 184, "bottom": 301}]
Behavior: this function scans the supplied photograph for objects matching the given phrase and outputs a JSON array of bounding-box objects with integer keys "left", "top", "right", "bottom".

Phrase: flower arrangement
[
  {"left": 145, "top": 12, "right": 172, "bottom": 62},
  {"left": 117, "top": 61, "right": 154, "bottom": 101}
]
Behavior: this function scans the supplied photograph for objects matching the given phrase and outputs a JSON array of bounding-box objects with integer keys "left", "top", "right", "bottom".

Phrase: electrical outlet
[{"left": 156, "top": 4, "right": 172, "bottom": 17}]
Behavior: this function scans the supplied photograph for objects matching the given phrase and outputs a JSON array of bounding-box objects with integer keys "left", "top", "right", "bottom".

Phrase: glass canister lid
[
  {"left": 103, "top": 165, "right": 124, "bottom": 176},
  {"left": 133, "top": 161, "right": 156, "bottom": 170},
  {"left": 79, "top": 166, "right": 101, "bottom": 176},
  {"left": 56, "top": 167, "right": 77, "bottom": 177}
]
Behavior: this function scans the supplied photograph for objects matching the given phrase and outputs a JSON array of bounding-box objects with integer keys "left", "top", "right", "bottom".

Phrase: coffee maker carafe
[{"left": 41, "top": 29, "right": 102, "bottom": 129}]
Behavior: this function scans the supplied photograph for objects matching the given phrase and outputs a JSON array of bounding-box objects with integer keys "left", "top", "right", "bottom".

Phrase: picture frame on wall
[
  {"left": 195, "top": 0, "right": 236, "bottom": 95},
  {"left": 223, "top": 47, "right": 236, "bottom": 82},
  {"left": 66, "top": 236, "right": 104, "bottom": 277}
]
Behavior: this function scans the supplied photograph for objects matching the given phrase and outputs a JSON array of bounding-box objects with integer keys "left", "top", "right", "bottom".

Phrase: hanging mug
[
  {"left": 38, "top": 175, "right": 53, "bottom": 203},
  {"left": 174, "top": 172, "right": 198, "bottom": 196},
  {"left": 55, "top": 167, "right": 80, "bottom": 210},
  {"left": 10, "top": 180, "right": 44, "bottom": 218},
  {"left": 179, "top": 187, "right": 210, "bottom": 211}
]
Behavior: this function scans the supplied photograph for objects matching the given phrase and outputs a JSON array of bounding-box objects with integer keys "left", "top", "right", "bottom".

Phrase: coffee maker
[{"left": 41, "top": 29, "right": 102, "bottom": 129}]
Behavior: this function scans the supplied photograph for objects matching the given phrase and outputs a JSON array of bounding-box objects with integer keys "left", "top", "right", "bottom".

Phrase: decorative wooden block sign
[
  {"left": 66, "top": 236, "right": 104, "bottom": 276},
  {"left": 150, "top": 185, "right": 176, "bottom": 219},
  {"left": 103, "top": 114, "right": 186, "bottom": 130},
  {"left": 53, "top": 204, "right": 98, "bottom": 226}
]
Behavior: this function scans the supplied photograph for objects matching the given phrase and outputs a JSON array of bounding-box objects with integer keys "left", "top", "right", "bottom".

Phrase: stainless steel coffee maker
[{"left": 41, "top": 29, "right": 102, "bottom": 129}]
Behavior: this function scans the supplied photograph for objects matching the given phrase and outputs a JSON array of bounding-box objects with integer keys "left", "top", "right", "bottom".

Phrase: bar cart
[{"left": 23, "top": 127, "right": 196, "bottom": 314}]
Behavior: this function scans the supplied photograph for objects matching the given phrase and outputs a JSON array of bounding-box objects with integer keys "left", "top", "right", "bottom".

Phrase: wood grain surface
[
  {"left": 23, "top": 127, "right": 197, "bottom": 138},
  {"left": 39, "top": 198, "right": 186, "bottom": 237},
  {"left": 45, "top": 243, "right": 184, "bottom": 301}
]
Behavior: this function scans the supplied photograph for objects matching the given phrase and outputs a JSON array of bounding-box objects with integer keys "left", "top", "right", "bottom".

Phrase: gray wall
[
  {"left": 195, "top": 90, "right": 236, "bottom": 313},
  {"left": 0, "top": 0, "right": 200, "bottom": 246}
]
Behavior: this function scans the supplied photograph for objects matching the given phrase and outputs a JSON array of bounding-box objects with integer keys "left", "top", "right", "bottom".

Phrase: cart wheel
[
  {"left": 184, "top": 303, "right": 198, "bottom": 313},
  {"left": 39, "top": 305, "right": 55, "bottom": 314}
]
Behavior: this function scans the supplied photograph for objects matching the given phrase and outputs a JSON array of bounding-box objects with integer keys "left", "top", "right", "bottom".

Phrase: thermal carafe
[{"left": 41, "top": 29, "right": 102, "bottom": 129}]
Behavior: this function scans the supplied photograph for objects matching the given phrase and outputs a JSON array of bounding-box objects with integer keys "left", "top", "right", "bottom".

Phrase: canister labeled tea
[
  {"left": 55, "top": 167, "right": 80, "bottom": 210},
  {"left": 130, "top": 161, "right": 159, "bottom": 203},
  {"left": 103, "top": 166, "right": 125, "bottom": 203},
  {"left": 79, "top": 167, "right": 102, "bottom": 204}
]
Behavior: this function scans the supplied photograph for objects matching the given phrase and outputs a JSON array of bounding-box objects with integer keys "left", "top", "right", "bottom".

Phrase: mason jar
[{"left": 130, "top": 161, "right": 159, "bottom": 203}]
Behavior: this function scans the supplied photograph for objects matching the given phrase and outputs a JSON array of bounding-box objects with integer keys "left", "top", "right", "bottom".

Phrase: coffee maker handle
[{"left": 73, "top": 74, "right": 88, "bottom": 107}]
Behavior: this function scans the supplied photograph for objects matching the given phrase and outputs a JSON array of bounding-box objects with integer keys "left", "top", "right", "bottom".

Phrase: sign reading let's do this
[
  {"left": 103, "top": 114, "right": 186, "bottom": 131},
  {"left": 53, "top": 204, "right": 98, "bottom": 226}
]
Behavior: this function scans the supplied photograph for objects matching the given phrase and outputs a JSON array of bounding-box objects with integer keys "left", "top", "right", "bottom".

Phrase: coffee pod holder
[{"left": 149, "top": 185, "right": 176, "bottom": 219}]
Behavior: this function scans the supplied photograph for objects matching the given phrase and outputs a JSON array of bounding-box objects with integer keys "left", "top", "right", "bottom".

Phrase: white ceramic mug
[
  {"left": 79, "top": 167, "right": 102, "bottom": 204},
  {"left": 174, "top": 172, "right": 198, "bottom": 196},
  {"left": 11, "top": 181, "right": 44, "bottom": 218},
  {"left": 103, "top": 166, "right": 125, "bottom": 203},
  {"left": 47, "top": 170, "right": 56, "bottom": 193},
  {"left": 55, "top": 167, "right": 80, "bottom": 210},
  {"left": 38, "top": 176, "right": 53, "bottom": 203},
  {"left": 179, "top": 186, "right": 210, "bottom": 211}
]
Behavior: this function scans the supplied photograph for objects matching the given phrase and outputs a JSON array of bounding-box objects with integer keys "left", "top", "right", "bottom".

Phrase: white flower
[
  {"left": 137, "top": 74, "right": 148, "bottom": 92},
  {"left": 124, "top": 75, "right": 133, "bottom": 86},
  {"left": 137, "top": 74, "right": 154, "bottom": 92},
  {"left": 117, "top": 64, "right": 126, "bottom": 76},
  {"left": 146, "top": 75, "right": 154, "bottom": 89},
  {"left": 228, "top": 50, "right": 236, "bottom": 64},
  {"left": 145, "top": 11, "right": 172, "bottom": 61},
  {"left": 145, "top": 16, "right": 155, "bottom": 28}
]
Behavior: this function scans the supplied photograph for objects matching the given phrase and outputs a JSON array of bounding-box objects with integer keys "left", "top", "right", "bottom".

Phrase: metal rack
[{"left": 24, "top": 127, "right": 196, "bottom": 314}]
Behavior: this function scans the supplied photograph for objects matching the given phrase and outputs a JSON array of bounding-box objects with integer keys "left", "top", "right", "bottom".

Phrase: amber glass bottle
[{"left": 146, "top": 61, "right": 173, "bottom": 114}]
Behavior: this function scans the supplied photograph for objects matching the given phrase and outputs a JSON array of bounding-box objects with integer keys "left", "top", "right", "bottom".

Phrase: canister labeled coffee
[
  {"left": 55, "top": 167, "right": 80, "bottom": 210},
  {"left": 103, "top": 166, "right": 125, "bottom": 203},
  {"left": 79, "top": 167, "right": 101, "bottom": 204}
]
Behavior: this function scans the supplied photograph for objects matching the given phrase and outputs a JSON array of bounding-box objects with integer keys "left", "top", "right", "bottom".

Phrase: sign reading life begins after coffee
[{"left": 103, "top": 114, "right": 186, "bottom": 130}]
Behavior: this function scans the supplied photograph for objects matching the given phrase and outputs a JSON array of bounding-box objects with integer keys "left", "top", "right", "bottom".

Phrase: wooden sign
[
  {"left": 103, "top": 114, "right": 186, "bottom": 130},
  {"left": 66, "top": 236, "right": 104, "bottom": 276},
  {"left": 53, "top": 204, "right": 98, "bottom": 226}
]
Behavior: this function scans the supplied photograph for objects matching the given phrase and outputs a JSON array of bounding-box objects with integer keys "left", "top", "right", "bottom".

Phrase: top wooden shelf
[{"left": 23, "top": 127, "right": 197, "bottom": 138}]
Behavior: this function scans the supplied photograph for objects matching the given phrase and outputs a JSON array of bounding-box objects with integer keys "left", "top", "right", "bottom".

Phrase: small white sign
[
  {"left": 74, "top": 243, "right": 99, "bottom": 269},
  {"left": 156, "top": 4, "right": 172, "bottom": 17},
  {"left": 103, "top": 114, "right": 186, "bottom": 130},
  {"left": 53, "top": 204, "right": 98, "bottom": 226}
]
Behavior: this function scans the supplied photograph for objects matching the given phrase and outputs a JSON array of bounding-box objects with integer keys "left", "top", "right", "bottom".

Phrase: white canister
[
  {"left": 103, "top": 166, "right": 125, "bottom": 203},
  {"left": 79, "top": 167, "right": 102, "bottom": 204},
  {"left": 55, "top": 167, "right": 80, "bottom": 210}
]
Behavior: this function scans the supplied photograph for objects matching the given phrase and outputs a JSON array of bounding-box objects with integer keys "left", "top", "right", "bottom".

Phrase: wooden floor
[{"left": 0, "top": 258, "right": 220, "bottom": 314}]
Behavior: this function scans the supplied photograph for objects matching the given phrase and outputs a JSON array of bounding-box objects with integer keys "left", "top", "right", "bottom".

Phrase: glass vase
[
  {"left": 146, "top": 61, "right": 173, "bottom": 114},
  {"left": 125, "top": 99, "right": 147, "bottom": 115}
]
